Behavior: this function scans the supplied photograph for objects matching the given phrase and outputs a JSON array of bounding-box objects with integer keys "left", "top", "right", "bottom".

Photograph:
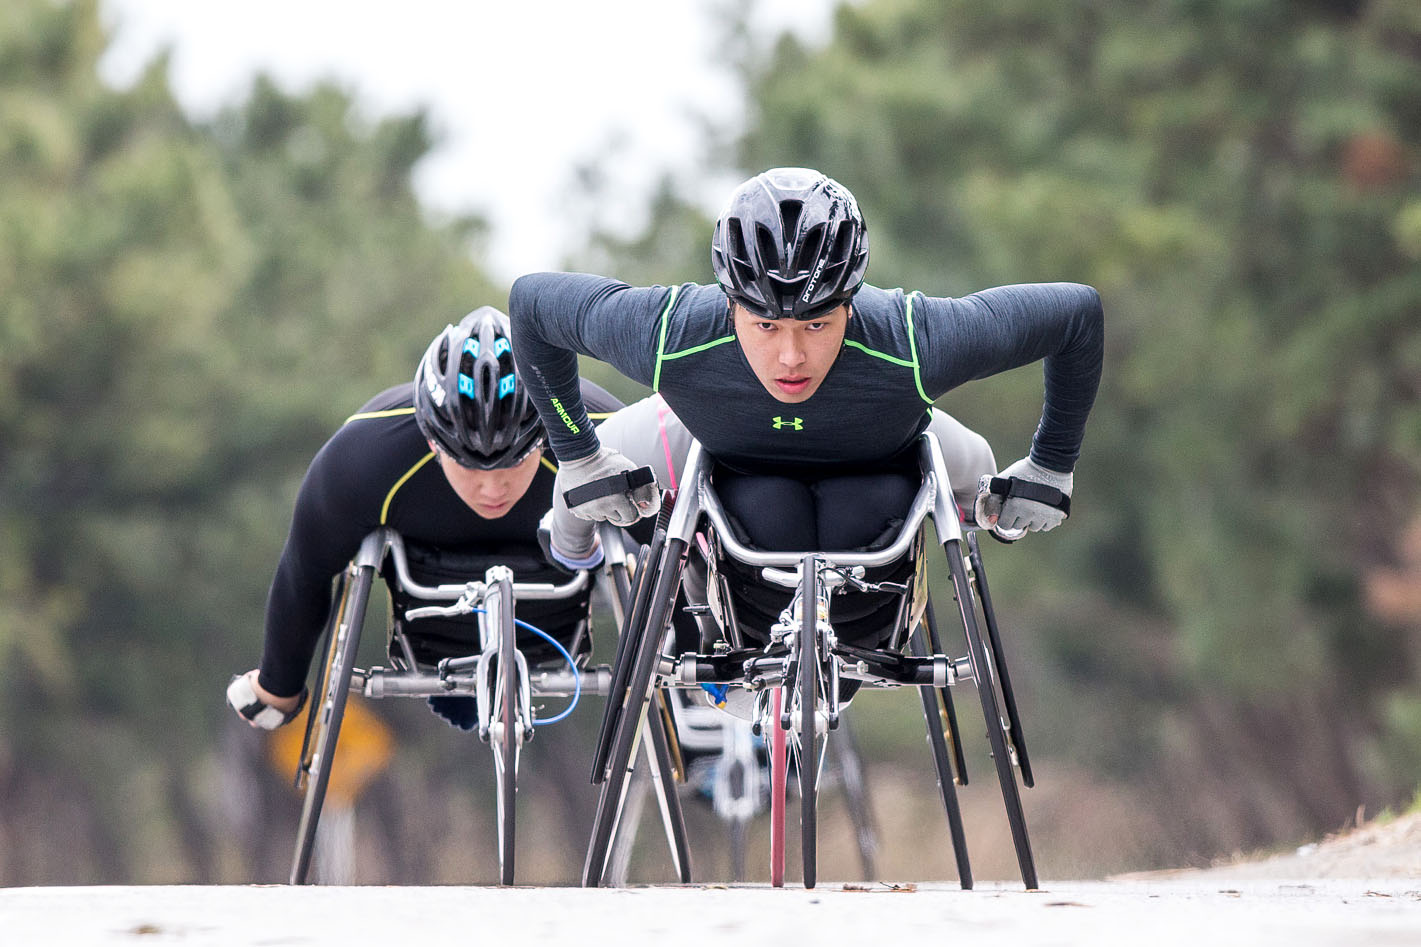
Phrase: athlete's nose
[{"left": 778, "top": 332, "right": 806, "bottom": 370}]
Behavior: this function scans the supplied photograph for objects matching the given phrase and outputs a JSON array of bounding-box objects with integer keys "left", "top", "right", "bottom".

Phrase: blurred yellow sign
[{"left": 269, "top": 695, "right": 393, "bottom": 806}]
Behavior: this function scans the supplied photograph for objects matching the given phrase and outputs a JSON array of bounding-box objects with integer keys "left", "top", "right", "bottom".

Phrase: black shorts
[{"left": 711, "top": 465, "right": 920, "bottom": 651}]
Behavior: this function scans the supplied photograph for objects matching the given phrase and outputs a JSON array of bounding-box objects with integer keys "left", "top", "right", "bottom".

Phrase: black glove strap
[
  {"left": 563, "top": 465, "right": 656, "bottom": 510},
  {"left": 988, "top": 476, "right": 1071, "bottom": 517}
]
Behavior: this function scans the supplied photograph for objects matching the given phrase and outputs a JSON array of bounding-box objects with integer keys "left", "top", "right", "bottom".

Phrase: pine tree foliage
[{"left": 0, "top": 0, "right": 499, "bottom": 881}]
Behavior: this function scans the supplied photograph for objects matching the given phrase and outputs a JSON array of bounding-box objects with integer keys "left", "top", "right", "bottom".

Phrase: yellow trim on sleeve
[
  {"left": 382, "top": 452, "right": 436, "bottom": 525},
  {"left": 345, "top": 406, "right": 416, "bottom": 425},
  {"left": 541, "top": 456, "right": 559, "bottom": 474}
]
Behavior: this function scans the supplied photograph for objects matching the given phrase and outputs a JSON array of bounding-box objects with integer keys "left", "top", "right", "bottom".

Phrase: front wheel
[
  {"left": 796, "top": 558, "right": 821, "bottom": 889},
  {"left": 488, "top": 575, "right": 519, "bottom": 885}
]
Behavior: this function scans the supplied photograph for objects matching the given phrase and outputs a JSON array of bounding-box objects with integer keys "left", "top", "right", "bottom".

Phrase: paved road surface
[{"left": 3, "top": 879, "right": 1417, "bottom": 946}]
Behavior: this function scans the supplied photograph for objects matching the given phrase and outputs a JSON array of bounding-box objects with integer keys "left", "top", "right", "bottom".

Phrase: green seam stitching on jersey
[
  {"left": 651, "top": 285, "right": 683, "bottom": 393},
  {"left": 904, "top": 293, "right": 933, "bottom": 408},
  {"left": 842, "top": 339, "right": 916, "bottom": 367},
  {"left": 345, "top": 406, "right": 416, "bottom": 424},
  {"left": 382, "top": 451, "right": 435, "bottom": 525},
  {"left": 587, "top": 412, "right": 615, "bottom": 420},
  {"left": 660, "top": 335, "right": 735, "bottom": 361}
]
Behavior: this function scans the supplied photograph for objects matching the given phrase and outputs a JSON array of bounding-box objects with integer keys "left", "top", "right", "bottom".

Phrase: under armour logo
[{"left": 771, "top": 416, "right": 804, "bottom": 431}]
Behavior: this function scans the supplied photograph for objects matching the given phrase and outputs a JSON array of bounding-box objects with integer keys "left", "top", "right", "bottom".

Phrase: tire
[
  {"left": 290, "top": 564, "right": 374, "bottom": 885},
  {"left": 591, "top": 542, "right": 656, "bottom": 785},
  {"left": 923, "top": 597, "right": 970, "bottom": 785},
  {"left": 917, "top": 604, "right": 973, "bottom": 889},
  {"left": 967, "top": 533, "right": 1034, "bottom": 788},
  {"left": 797, "top": 557, "right": 820, "bottom": 890},
  {"left": 768, "top": 686, "right": 787, "bottom": 888},
  {"left": 917, "top": 666, "right": 973, "bottom": 889},
  {"left": 596, "top": 696, "right": 694, "bottom": 885},
  {"left": 645, "top": 691, "right": 693, "bottom": 882},
  {"left": 582, "top": 537, "right": 687, "bottom": 886},
  {"left": 945, "top": 539, "right": 1038, "bottom": 889},
  {"left": 489, "top": 574, "right": 518, "bottom": 885}
]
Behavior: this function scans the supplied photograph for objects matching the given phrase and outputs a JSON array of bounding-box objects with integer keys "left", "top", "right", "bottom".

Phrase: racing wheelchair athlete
[
  {"left": 225, "top": 307, "right": 691, "bottom": 885},
  {"left": 509, "top": 167, "right": 1103, "bottom": 888},
  {"left": 550, "top": 396, "right": 1042, "bottom": 887}
]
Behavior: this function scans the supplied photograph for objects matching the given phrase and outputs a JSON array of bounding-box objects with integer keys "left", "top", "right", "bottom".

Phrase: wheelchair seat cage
[
  {"left": 584, "top": 432, "right": 1039, "bottom": 890},
  {"left": 287, "top": 527, "right": 691, "bottom": 887}
]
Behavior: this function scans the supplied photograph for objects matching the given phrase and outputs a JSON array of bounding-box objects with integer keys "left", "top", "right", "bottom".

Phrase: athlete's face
[
  {"left": 732, "top": 303, "right": 850, "bottom": 404},
  {"left": 432, "top": 444, "right": 544, "bottom": 520}
]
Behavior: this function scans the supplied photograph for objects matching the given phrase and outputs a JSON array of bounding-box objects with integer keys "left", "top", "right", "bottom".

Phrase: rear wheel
[
  {"left": 582, "top": 535, "right": 688, "bottom": 886},
  {"left": 291, "top": 564, "right": 374, "bottom": 884},
  {"left": 945, "top": 539, "right": 1037, "bottom": 889},
  {"left": 919, "top": 673, "right": 973, "bottom": 888},
  {"left": 644, "top": 691, "right": 693, "bottom": 882},
  {"left": 967, "top": 533, "right": 1034, "bottom": 787},
  {"left": 917, "top": 602, "right": 973, "bottom": 889}
]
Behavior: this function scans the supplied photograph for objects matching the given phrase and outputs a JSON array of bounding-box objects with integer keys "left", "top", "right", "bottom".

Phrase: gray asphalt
[{"left": 2, "top": 879, "right": 1417, "bottom": 946}]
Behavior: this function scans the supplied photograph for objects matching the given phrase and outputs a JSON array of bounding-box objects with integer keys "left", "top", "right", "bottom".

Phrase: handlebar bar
[{"left": 366, "top": 528, "right": 590, "bottom": 602}]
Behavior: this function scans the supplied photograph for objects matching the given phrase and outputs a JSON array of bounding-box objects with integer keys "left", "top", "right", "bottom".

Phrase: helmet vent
[
  {"left": 778, "top": 200, "right": 803, "bottom": 244},
  {"left": 754, "top": 224, "right": 781, "bottom": 276},
  {"left": 728, "top": 220, "right": 753, "bottom": 265},
  {"left": 792, "top": 223, "right": 827, "bottom": 275}
]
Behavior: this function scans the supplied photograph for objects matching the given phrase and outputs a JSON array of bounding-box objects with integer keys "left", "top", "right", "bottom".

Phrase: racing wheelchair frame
[
  {"left": 583, "top": 431, "right": 1038, "bottom": 889},
  {"left": 288, "top": 527, "right": 692, "bottom": 885},
  {"left": 608, "top": 682, "right": 881, "bottom": 883}
]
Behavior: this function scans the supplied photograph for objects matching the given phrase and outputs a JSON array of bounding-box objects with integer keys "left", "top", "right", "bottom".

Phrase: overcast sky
[{"left": 98, "top": 0, "right": 840, "bottom": 282}]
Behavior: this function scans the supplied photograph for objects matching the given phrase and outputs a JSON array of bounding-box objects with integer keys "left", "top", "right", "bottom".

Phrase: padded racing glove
[
  {"left": 556, "top": 444, "right": 659, "bottom": 527},
  {"left": 974, "top": 456, "right": 1073, "bottom": 537},
  {"left": 226, "top": 671, "right": 307, "bottom": 730}
]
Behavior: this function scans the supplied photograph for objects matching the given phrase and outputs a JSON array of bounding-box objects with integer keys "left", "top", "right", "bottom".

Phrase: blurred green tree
[
  {"left": 588, "top": 0, "right": 1421, "bottom": 862},
  {"left": 0, "top": 0, "right": 499, "bottom": 881}
]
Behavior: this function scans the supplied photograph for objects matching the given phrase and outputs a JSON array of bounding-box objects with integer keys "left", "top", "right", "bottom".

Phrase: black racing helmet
[
  {"left": 711, "top": 167, "right": 869, "bottom": 320},
  {"left": 414, "top": 307, "right": 544, "bottom": 469}
]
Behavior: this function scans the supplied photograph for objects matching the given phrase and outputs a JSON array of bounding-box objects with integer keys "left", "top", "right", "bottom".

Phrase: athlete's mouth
[{"left": 775, "top": 375, "right": 811, "bottom": 393}]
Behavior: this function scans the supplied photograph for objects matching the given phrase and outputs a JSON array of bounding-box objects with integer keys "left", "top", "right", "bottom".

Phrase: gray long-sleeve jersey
[{"left": 509, "top": 275, "right": 1103, "bottom": 475}]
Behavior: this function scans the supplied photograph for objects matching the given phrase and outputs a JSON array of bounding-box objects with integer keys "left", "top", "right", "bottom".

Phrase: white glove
[
  {"left": 226, "top": 671, "right": 306, "bottom": 731},
  {"left": 556, "top": 444, "right": 659, "bottom": 527},
  {"left": 974, "top": 456, "right": 1073, "bottom": 536}
]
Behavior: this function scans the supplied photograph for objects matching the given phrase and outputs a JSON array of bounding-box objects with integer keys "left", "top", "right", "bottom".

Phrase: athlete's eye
[
  {"left": 806, "top": 322, "right": 827, "bottom": 331},
  {"left": 756, "top": 321, "right": 777, "bottom": 331}
]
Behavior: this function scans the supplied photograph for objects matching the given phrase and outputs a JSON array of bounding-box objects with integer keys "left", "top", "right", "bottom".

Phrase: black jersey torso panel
[
  {"left": 650, "top": 284, "right": 933, "bottom": 472},
  {"left": 510, "top": 272, "right": 1102, "bottom": 476},
  {"left": 257, "top": 378, "right": 620, "bottom": 697}
]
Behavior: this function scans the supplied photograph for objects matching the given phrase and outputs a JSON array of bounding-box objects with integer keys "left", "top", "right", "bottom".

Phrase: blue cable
[
  {"left": 514, "top": 617, "right": 581, "bottom": 726},
  {"left": 457, "top": 607, "right": 581, "bottom": 726}
]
